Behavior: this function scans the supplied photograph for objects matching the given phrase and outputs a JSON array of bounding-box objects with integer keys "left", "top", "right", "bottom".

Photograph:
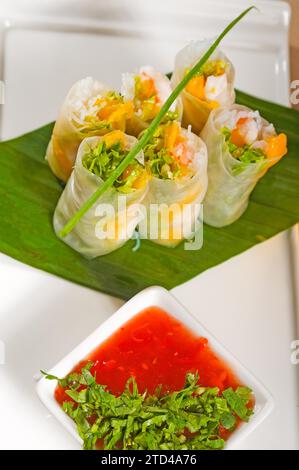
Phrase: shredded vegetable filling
[
  {"left": 221, "top": 114, "right": 287, "bottom": 175},
  {"left": 78, "top": 91, "right": 134, "bottom": 134},
  {"left": 144, "top": 122, "right": 195, "bottom": 180},
  {"left": 132, "top": 70, "right": 178, "bottom": 123},
  {"left": 82, "top": 131, "right": 147, "bottom": 192}
]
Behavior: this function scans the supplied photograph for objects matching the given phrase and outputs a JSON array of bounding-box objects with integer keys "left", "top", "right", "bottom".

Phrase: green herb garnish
[
  {"left": 222, "top": 387, "right": 253, "bottom": 422},
  {"left": 42, "top": 364, "right": 253, "bottom": 450},
  {"left": 59, "top": 7, "right": 256, "bottom": 238},
  {"left": 82, "top": 140, "right": 146, "bottom": 193}
]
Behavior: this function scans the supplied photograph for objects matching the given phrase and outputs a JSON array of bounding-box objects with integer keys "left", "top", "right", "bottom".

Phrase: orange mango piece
[
  {"left": 185, "top": 75, "right": 206, "bottom": 100},
  {"left": 207, "top": 100, "right": 219, "bottom": 109},
  {"left": 139, "top": 77, "right": 156, "bottom": 100},
  {"left": 164, "top": 122, "right": 180, "bottom": 152},
  {"left": 98, "top": 101, "right": 134, "bottom": 123},
  {"left": 102, "top": 130, "right": 126, "bottom": 149},
  {"left": 265, "top": 133, "right": 287, "bottom": 159},
  {"left": 132, "top": 171, "right": 148, "bottom": 189},
  {"left": 108, "top": 101, "right": 134, "bottom": 123},
  {"left": 97, "top": 103, "right": 117, "bottom": 120}
]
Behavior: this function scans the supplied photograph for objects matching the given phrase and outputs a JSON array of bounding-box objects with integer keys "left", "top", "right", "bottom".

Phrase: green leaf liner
[
  {"left": 58, "top": 6, "right": 256, "bottom": 237},
  {"left": 0, "top": 90, "right": 298, "bottom": 300}
]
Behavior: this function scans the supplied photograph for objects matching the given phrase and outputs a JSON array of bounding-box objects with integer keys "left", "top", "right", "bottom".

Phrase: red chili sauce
[{"left": 56, "top": 306, "right": 241, "bottom": 409}]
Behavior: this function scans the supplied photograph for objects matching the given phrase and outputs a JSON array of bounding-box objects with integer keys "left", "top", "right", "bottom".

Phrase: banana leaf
[{"left": 0, "top": 90, "right": 298, "bottom": 300}]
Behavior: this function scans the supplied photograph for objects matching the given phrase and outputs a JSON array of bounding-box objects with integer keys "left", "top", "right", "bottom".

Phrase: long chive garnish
[{"left": 59, "top": 6, "right": 255, "bottom": 238}]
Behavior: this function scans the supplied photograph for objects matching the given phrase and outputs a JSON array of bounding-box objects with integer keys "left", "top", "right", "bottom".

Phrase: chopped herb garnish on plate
[{"left": 42, "top": 363, "right": 253, "bottom": 450}]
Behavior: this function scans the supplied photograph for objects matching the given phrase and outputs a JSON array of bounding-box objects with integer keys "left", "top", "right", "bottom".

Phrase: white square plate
[{"left": 37, "top": 286, "right": 274, "bottom": 450}]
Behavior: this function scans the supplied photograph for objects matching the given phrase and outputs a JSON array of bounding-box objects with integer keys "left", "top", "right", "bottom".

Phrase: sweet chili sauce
[{"left": 55, "top": 306, "right": 241, "bottom": 407}]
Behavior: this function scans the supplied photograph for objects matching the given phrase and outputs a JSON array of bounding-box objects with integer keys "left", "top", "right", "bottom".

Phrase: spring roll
[
  {"left": 46, "top": 77, "right": 134, "bottom": 182},
  {"left": 172, "top": 40, "right": 235, "bottom": 134},
  {"left": 54, "top": 130, "right": 148, "bottom": 258},
  {"left": 121, "top": 66, "right": 183, "bottom": 137},
  {"left": 142, "top": 121, "right": 208, "bottom": 247},
  {"left": 201, "top": 104, "right": 288, "bottom": 227}
]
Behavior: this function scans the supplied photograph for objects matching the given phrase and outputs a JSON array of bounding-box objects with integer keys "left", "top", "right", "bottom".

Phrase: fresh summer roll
[
  {"left": 121, "top": 66, "right": 183, "bottom": 137},
  {"left": 46, "top": 77, "right": 134, "bottom": 182},
  {"left": 172, "top": 40, "right": 235, "bottom": 134},
  {"left": 201, "top": 104, "right": 288, "bottom": 227},
  {"left": 54, "top": 130, "right": 148, "bottom": 258},
  {"left": 142, "top": 121, "right": 208, "bottom": 247}
]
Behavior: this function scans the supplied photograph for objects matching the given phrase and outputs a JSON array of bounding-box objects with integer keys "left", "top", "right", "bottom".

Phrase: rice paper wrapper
[
  {"left": 172, "top": 40, "right": 235, "bottom": 134},
  {"left": 46, "top": 78, "right": 113, "bottom": 183},
  {"left": 142, "top": 130, "right": 208, "bottom": 247},
  {"left": 201, "top": 104, "right": 276, "bottom": 228},
  {"left": 122, "top": 69, "right": 183, "bottom": 137},
  {"left": 54, "top": 135, "right": 148, "bottom": 258}
]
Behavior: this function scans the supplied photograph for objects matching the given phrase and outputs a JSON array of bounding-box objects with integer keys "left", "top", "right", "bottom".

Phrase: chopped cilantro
[
  {"left": 42, "top": 365, "right": 254, "bottom": 450},
  {"left": 222, "top": 387, "right": 253, "bottom": 422}
]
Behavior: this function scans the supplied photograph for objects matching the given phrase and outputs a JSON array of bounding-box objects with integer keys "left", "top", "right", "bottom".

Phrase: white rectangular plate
[{"left": 0, "top": 0, "right": 298, "bottom": 450}]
